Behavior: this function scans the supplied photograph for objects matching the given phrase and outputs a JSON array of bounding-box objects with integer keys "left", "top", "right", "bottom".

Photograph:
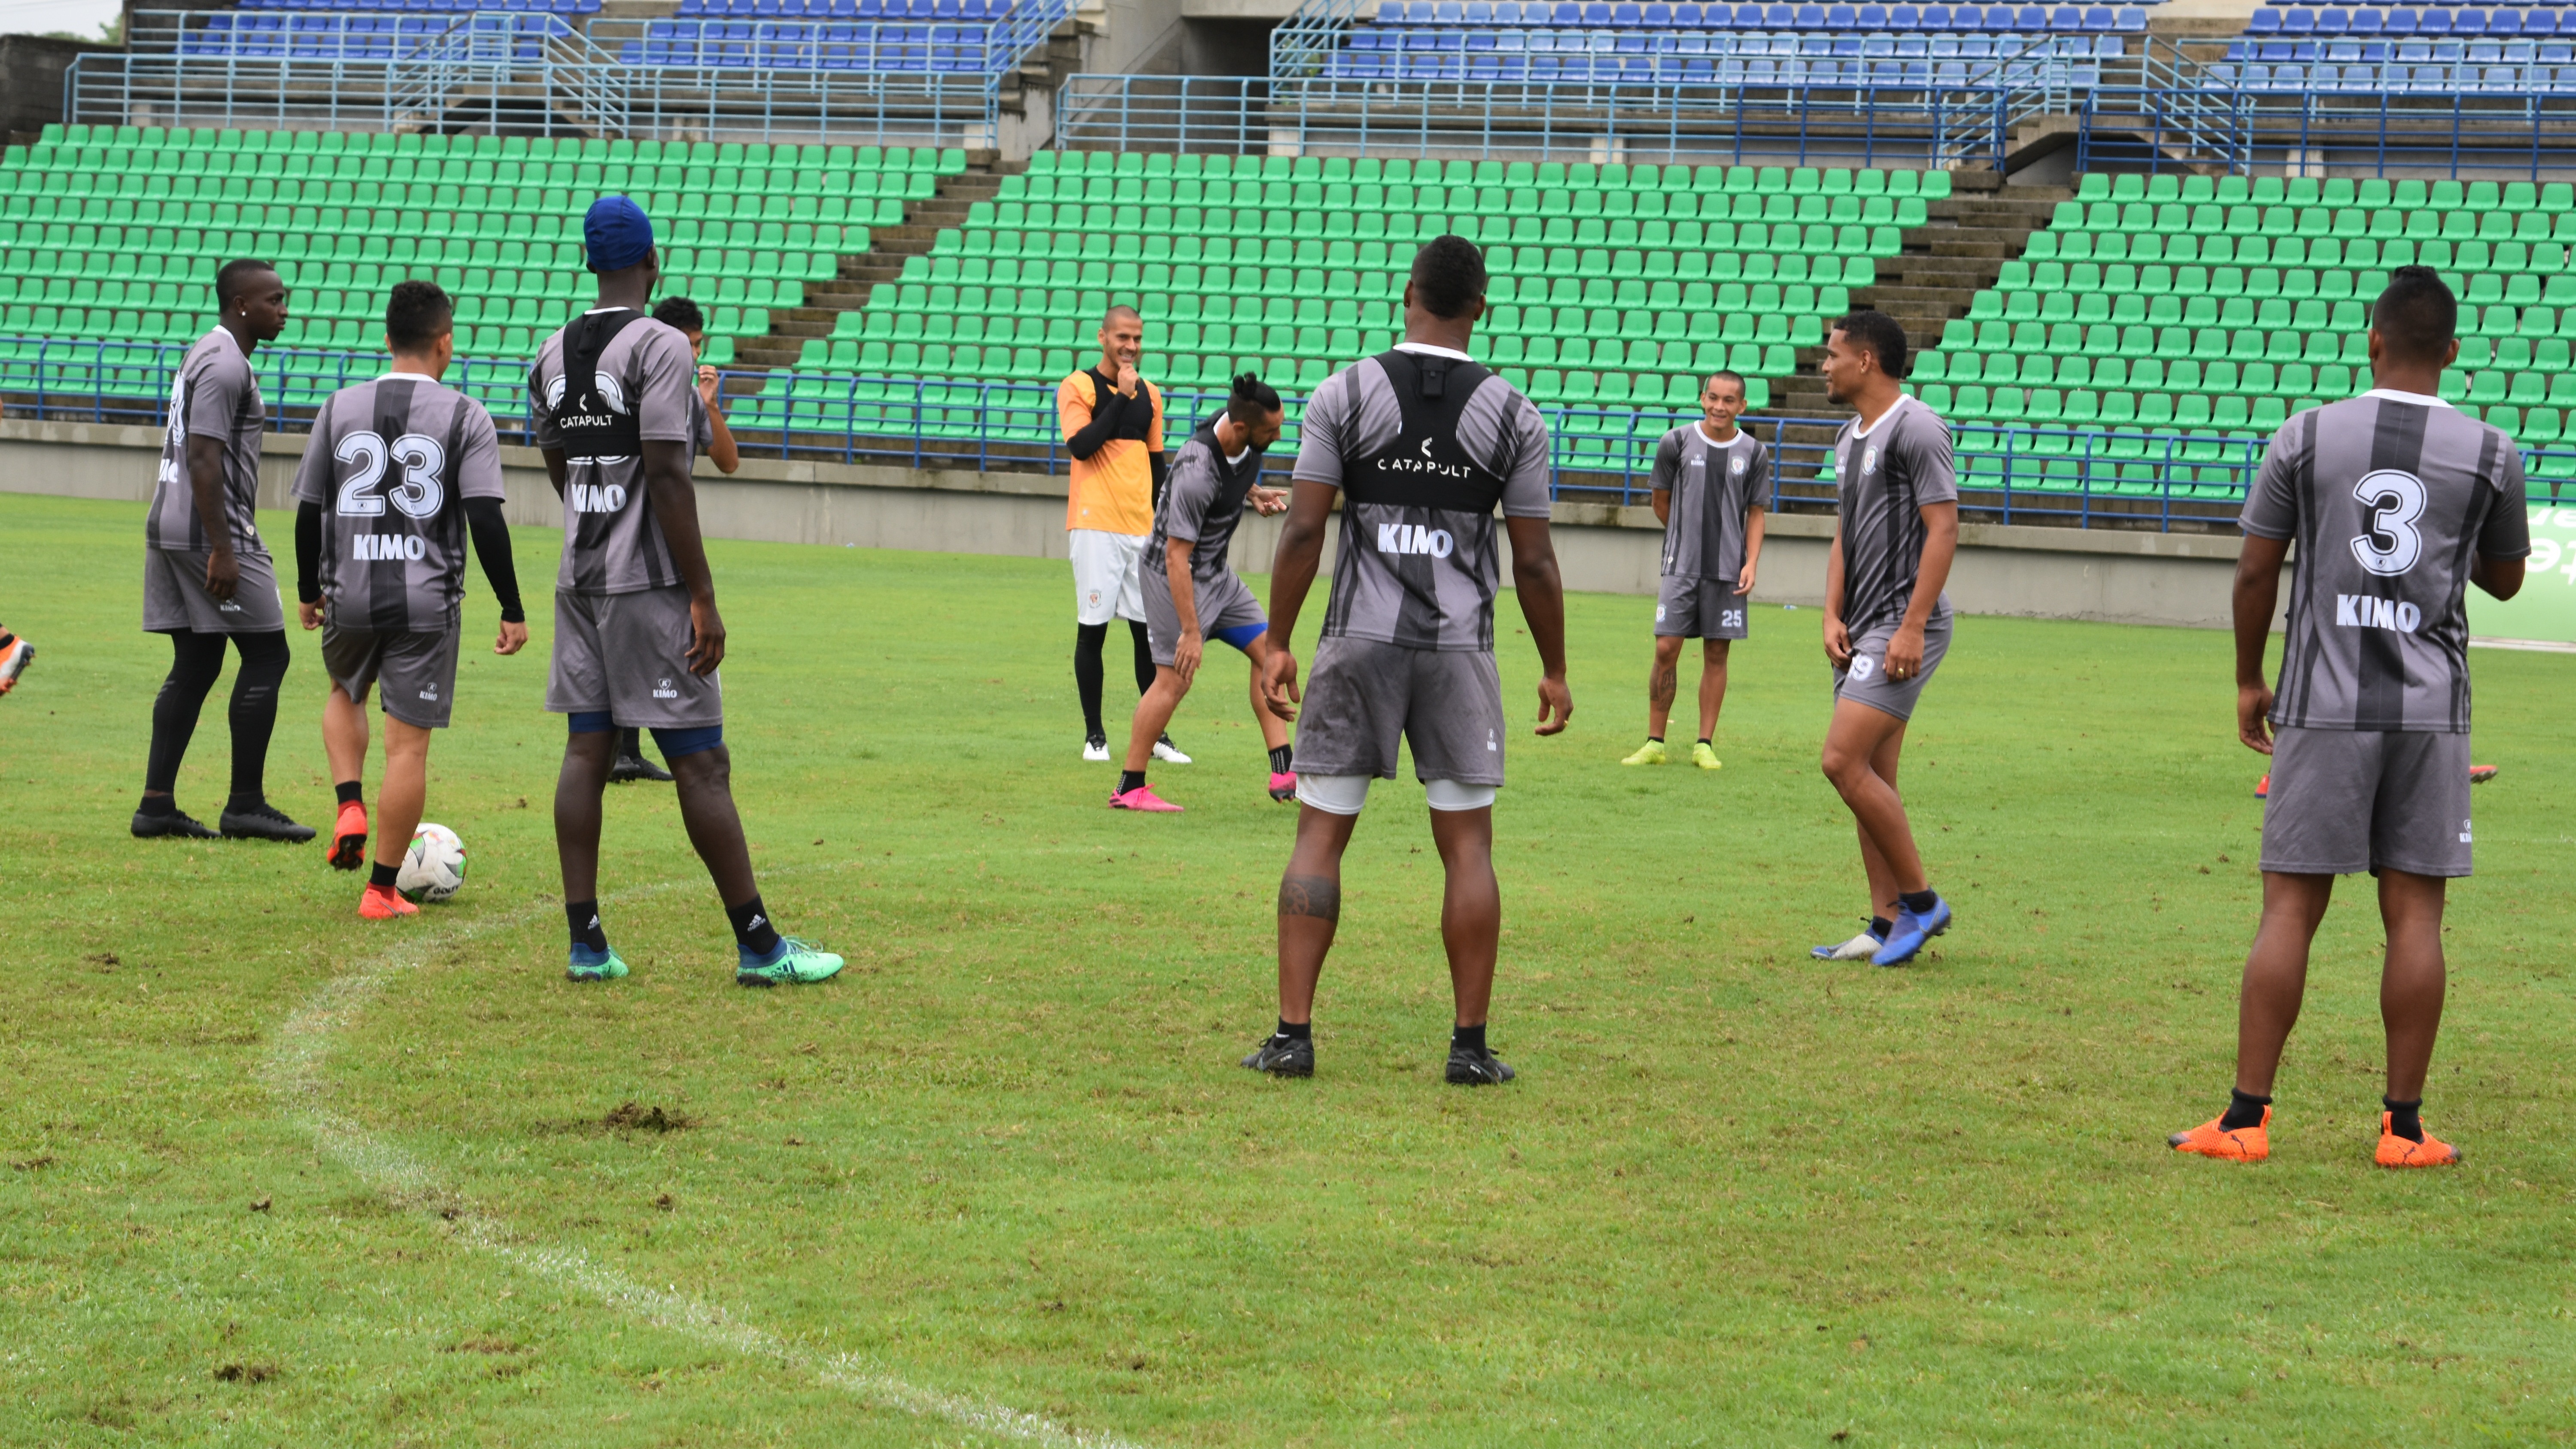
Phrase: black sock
[
  {"left": 2384, "top": 1095, "right": 2424, "bottom": 1143},
  {"left": 1117, "top": 769, "right": 1146, "bottom": 795},
  {"left": 144, "top": 629, "right": 226, "bottom": 795},
  {"left": 2221, "top": 1089, "right": 2272, "bottom": 1131},
  {"left": 1129, "top": 620, "right": 1156, "bottom": 696},
  {"left": 566, "top": 899, "right": 609, "bottom": 952},
  {"left": 1697, "top": 737, "right": 1712, "bottom": 746},
  {"left": 1646, "top": 735, "right": 1663, "bottom": 744},
  {"left": 137, "top": 794, "right": 177, "bottom": 817},
  {"left": 1274, "top": 1018, "right": 1311, "bottom": 1042},
  {"left": 369, "top": 861, "right": 401, "bottom": 892},
  {"left": 1452, "top": 1023, "right": 1487, "bottom": 1054},
  {"left": 226, "top": 631, "right": 290, "bottom": 800},
  {"left": 619, "top": 726, "right": 645, "bottom": 759},
  {"left": 727, "top": 894, "right": 783, "bottom": 956},
  {"left": 1899, "top": 888, "right": 1938, "bottom": 914},
  {"left": 1268, "top": 744, "right": 1293, "bottom": 774},
  {"left": 1868, "top": 915, "right": 1892, "bottom": 939},
  {"left": 334, "top": 780, "right": 364, "bottom": 806},
  {"left": 226, "top": 790, "right": 270, "bottom": 813},
  {"left": 1074, "top": 623, "right": 1108, "bottom": 737}
]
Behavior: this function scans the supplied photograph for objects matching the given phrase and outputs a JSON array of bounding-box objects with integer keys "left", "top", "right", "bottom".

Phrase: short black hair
[
  {"left": 385, "top": 279, "right": 453, "bottom": 353},
  {"left": 1226, "top": 371, "right": 1282, "bottom": 427},
  {"left": 215, "top": 258, "right": 277, "bottom": 308},
  {"left": 1831, "top": 310, "right": 1909, "bottom": 379},
  {"left": 653, "top": 296, "right": 705, "bottom": 334},
  {"left": 1103, "top": 303, "right": 1142, "bottom": 328},
  {"left": 1409, "top": 234, "right": 1488, "bottom": 320},
  {"left": 1703, "top": 369, "right": 1747, "bottom": 398},
  {"left": 2372, "top": 264, "right": 2458, "bottom": 365}
]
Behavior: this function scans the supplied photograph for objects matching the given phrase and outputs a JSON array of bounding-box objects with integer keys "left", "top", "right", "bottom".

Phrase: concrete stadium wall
[{"left": 0, "top": 417, "right": 2280, "bottom": 629}]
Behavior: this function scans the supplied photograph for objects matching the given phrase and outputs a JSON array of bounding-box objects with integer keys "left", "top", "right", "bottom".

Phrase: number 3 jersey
[
  {"left": 290, "top": 374, "right": 507, "bottom": 632},
  {"left": 2242, "top": 389, "right": 2530, "bottom": 733}
]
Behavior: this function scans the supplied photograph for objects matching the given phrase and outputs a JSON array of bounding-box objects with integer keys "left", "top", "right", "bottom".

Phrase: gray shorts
[
  {"left": 1832, "top": 614, "right": 1952, "bottom": 723},
  {"left": 322, "top": 617, "right": 462, "bottom": 729},
  {"left": 1290, "top": 635, "right": 1506, "bottom": 787},
  {"left": 2262, "top": 726, "right": 2474, "bottom": 878},
  {"left": 1654, "top": 576, "right": 1750, "bottom": 639},
  {"left": 1141, "top": 566, "right": 1268, "bottom": 668},
  {"left": 143, "top": 546, "right": 286, "bottom": 634},
  {"left": 546, "top": 585, "right": 724, "bottom": 729}
]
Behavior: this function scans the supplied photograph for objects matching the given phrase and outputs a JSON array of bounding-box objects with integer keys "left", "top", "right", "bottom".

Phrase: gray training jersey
[
  {"left": 1293, "top": 347, "right": 1553, "bottom": 653},
  {"left": 1833, "top": 396, "right": 1959, "bottom": 634},
  {"left": 290, "top": 374, "right": 507, "bottom": 633},
  {"left": 145, "top": 328, "right": 268, "bottom": 556},
  {"left": 528, "top": 309, "right": 698, "bottom": 594},
  {"left": 1651, "top": 424, "right": 1770, "bottom": 583},
  {"left": 1148, "top": 417, "right": 1270, "bottom": 585},
  {"left": 2242, "top": 391, "right": 2530, "bottom": 734}
]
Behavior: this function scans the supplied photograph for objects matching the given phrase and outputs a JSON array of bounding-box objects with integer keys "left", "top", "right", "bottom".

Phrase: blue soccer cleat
[
  {"left": 1871, "top": 896, "right": 1952, "bottom": 967},
  {"left": 567, "top": 943, "right": 630, "bottom": 981},
  {"left": 1810, "top": 923, "right": 1886, "bottom": 961}
]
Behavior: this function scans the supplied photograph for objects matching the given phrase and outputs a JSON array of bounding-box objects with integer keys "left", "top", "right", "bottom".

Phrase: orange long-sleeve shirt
[{"left": 1058, "top": 368, "right": 1163, "bottom": 536}]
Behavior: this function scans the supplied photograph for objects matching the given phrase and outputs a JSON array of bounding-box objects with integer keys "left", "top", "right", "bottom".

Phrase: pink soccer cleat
[
  {"left": 1110, "top": 785, "right": 1183, "bottom": 813},
  {"left": 1268, "top": 770, "right": 1298, "bottom": 802}
]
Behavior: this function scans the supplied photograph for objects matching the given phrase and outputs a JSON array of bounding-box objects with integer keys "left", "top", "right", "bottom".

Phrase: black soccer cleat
[
  {"left": 131, "top": 808, "right": 220, "bottom": 840},
  {"left": 218, "top": 801, "right": 317, "bottom": 843},
  {"left": 1240, "top": 1033, "right": 1315, "bottom": 1078},
  {"left": 1445, "top": 1044, "right": 1517, "bottom": 1086},
  {"left": 609, "top": 750, "right": 674, "bottom": 783}
]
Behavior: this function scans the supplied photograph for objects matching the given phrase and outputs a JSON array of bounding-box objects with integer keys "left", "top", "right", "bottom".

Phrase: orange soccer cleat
[
  {"left": 2170, "top": 1106, "right": 2270, "bottom": 1162},
  {"left": 2376, "top": 1114, "right": 2461, "bottom": 1169},
  {"left": 358, "top": 883, "right": 418, "bottom": 920},
  {"left": 327, "top": 800, "right": 369, "bottom": 871},
  {"left": 2470, "top": 764, "right": 2499, "bottom": 785}
]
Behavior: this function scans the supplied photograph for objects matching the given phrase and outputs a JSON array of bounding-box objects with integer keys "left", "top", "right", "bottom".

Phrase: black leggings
[
  {"left": 144, "top": 629, "right": 289, "bottom": 800},
  {"left": 1072, "top": 620, "right": 1155, "bottom": 736}
]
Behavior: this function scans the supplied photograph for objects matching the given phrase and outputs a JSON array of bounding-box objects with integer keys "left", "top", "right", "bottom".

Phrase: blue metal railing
[
  {"left": 1053, "top": 72, "right": 2015, "bottom": 170},
  {"left": 8, "top": 335, "right": 2571, "bottom": 526}
]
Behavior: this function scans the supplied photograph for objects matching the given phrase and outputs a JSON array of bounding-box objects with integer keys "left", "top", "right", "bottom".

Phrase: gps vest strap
[
  {"left": 1347, "top": 350, "right": 1507, "bottom": 511},
  {"left": 553, "top": 308, "right": 646, "bottom": 460}
]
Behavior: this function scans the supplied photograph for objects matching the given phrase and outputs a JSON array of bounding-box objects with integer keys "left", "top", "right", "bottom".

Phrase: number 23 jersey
[
  {"left": 290, "top": 374, "right": 507, "bottom": 633},
  {"left": 2242, "top": 390, "right": 2530, "bottom": 733}
]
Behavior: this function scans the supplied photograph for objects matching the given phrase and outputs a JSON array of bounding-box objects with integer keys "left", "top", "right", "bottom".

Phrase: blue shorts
[{"left": 569, "top": 711, "right": 725, "bottom": 759}]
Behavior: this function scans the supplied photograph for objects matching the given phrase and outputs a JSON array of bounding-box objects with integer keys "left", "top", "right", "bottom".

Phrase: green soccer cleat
[
  {"left": 567, "top": 944, "right": 629, "bottom": 982},
  {"left": 1621, "top": 739, "right": 1667, "bottom": 766},
  {"left": 736, "top": 937, "right": 844, "bottom": 987},
  {"left": 1692, "top": 741, "right": 1722, "bottom": 770}
]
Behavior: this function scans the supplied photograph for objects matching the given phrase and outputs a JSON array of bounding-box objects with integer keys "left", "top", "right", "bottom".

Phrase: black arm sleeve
[
  {"left": 1150, "top": 449, "right": 1169, "bottom": 507},
  {"left": 1063, "top": 386, "right": 1127, "bottom": 460},
  {"left": 295, "top": 501, "right": 323, "bottom": 605},
  {"left": 463, "top": 496, "right": 526, "bottom": 624}
]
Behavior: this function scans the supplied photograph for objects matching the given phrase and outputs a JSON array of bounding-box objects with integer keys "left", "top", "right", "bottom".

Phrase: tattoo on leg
[
  {"left": 1650, "top": 664, "right": 1679, "bottom": 708},
  {"left": 1278, "top": 874, "right": 1341, "bottom": 921}
]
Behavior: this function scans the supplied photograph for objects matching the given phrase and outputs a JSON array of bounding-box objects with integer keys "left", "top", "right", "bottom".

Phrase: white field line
[{"left": 260, "top": 873, "right": 1148, "bottom": 1449}]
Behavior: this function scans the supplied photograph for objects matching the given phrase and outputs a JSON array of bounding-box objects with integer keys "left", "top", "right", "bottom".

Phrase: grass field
[{"left": 4, "top": 489, "right": 2573, "bottom": 1447}]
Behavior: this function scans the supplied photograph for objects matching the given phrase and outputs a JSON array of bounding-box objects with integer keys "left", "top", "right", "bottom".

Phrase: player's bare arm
[
  {"left": 698, "top": 365, "right": 742, "bottom": 475},
  {"left": 2470, "top": 552, "right": 2525, "bottom": 600},
  {"left": 1164, "top": 536, "right": 1203, "bottom": 686},
  {"left": 1505, "top": 514, "right": 1572, "bottom": 734},
  {"left": 1259, "top": 480, "right": 1338, "bottom": 721},
  {"left": 1650, "top": 487, "right": 1672, "bottom": 526},
  {"left": 1737, "top": 504, "right": 1766, "bottom": 595},
  {"left": 2231, "top": 532, "right": 2290, "bottom": 755},
  {"left": 1821, "top": 528, "right": 1853, "bottom": 668},
  {"left": 1883, "top": 501, "right": 1957, "bottom": 683},
  {"left": 641, "top": 438, "right": 724, "bottom": 675},
  {"left": 541, "top": 447, "right": 569, "bottom": 500},
  {"left": 1247, "top": 485, "right": 1288, "bottom": 516},
  {"left": 186, "top": 432, "right": 238, "bottom": 599}
]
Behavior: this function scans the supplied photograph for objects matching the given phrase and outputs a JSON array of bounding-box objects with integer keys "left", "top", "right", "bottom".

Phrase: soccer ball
[{"left": 398, "top": 823, "right": 467, "bottom": 902}]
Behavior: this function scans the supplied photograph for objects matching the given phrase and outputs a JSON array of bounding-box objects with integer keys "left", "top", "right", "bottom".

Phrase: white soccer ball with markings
[{"left": 398, "top": 823, "right": 467, "bottom": 902}]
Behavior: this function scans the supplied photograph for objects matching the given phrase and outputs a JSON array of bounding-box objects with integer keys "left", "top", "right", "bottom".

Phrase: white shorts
[
  {"left": 1069, "top": 528, "right": 1147, "bottom": 626},
  {"left": 1294, "top": 773, "right": 1498, "bottom": 816}
]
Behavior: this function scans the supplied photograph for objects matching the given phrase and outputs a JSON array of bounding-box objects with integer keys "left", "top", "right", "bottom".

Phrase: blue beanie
[{"left": 584, "top": 195, "right": 655, "bottom": 273}]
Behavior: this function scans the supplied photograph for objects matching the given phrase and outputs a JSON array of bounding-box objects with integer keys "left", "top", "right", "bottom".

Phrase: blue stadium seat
[
  {"left": 2248, "top": 6, "right": 2282, "bottom": 32},
  {"left": 2419, "top": 8, "right": 2452, "bottom": 36}
]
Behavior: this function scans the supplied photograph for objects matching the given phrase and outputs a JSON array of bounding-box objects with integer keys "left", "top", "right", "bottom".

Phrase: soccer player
[
  {"left": 532, "top": 197, "right": 843, "bottom": 987},
  {"left": 134, "top": 258, "right": 315, "bottom": 844},
  {"left": 0, "top": 625, "right": 30, "bottom": 695},
  {"left": 2171, "top": 266, "right": 2528, "bottom": 1169},
  {"left": 1060, "top": 304, "right": 1187, "bottom": 766},
  {"left": 608, "top": 295, "right": 740, "bottom": 785},
  {"left": 1621, "top": 369, "right": 1769, "bottom": 770},
  {"left": 1241, "top": 235, "right": 1571, "bottom": 1086},
  {"left": 292, "top": 280, "right": 528, "bottom": 917},
  {"left": 1809, "top": 310, "right": 1957, "bottom": 968},
  {"left": 1111, "top": 371, "right": 1294, "bottom": 813}
]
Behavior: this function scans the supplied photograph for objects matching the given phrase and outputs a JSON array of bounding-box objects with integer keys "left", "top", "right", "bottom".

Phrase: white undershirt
[{"left": 2363, "top": 387, "right": 2453, "bottom": 409}]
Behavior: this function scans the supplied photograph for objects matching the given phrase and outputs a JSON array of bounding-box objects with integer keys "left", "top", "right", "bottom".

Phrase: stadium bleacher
[
  {"left": 1911, "top": 171, "right": 2576, "bottom": 490},
  {"left": 623, "top": 19, "right": 1018, "bottom": 68},
  {"left": 181, "top": 12, "right": 573, "bottom": 60},
  {"left": 674, "top": 0, "right": 1020, "bottom": 16},
  {"left": 0, "top": 127, "right": 968, "bottom": 406},
  {"left": 2244, "top": 5, "right": 2576, "bottom": 39},
  {"left": 1324, "top": 29, "right": 2120, "bottom": 81},
  {"left": 1362, "top": 1, "right": 2146, "bottom": 27},
  {"left": 228, "top": 0, "right": 597, "bottom": 9}
]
